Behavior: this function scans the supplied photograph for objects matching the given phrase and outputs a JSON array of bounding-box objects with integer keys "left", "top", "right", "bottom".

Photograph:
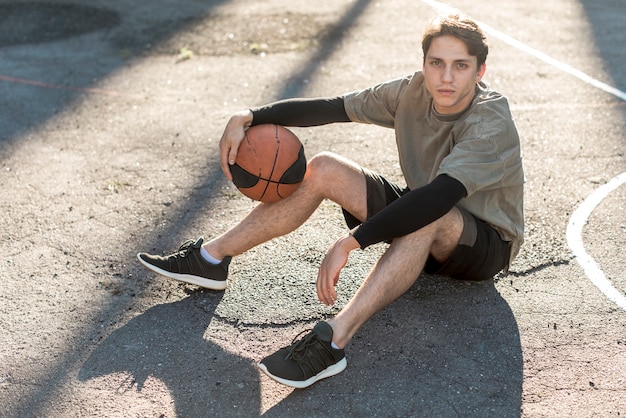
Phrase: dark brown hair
[{"left": 422, "top": 14, "right": 489, "bottom": 67}]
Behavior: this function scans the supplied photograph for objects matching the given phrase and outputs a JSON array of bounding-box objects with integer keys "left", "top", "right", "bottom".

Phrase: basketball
[{"left": 230, "top": 124, "right": 307, "bottom": 203}]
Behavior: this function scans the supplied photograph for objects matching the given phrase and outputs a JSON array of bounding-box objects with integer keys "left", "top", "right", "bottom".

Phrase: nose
[{"left": 442, "top": 64, "right": 453, "bottom": 82}]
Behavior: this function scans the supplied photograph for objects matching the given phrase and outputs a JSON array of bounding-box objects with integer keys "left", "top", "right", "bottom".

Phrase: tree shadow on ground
[
  {"left": 78, "top": 292, "right": 261, "bottom": 416},
  {"left": 580, "top": 0, "right": 626, "bottom": 94},
  {"left": 2, "top": 0, "right": 373, "bottom": 414},
  {"left": 265, "top": 275, "right": 523, "bottom": 417},
  {"left": 78, "top": 276, "right": 521, "bottom": 417}
]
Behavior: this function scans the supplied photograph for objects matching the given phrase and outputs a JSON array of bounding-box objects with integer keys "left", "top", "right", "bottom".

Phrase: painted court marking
[
  {"left": 0, "top": 74, "right": 143, "bottom": 99},
  {"left": 566, "top": 173, "right": 626, "bottom": 310},
  {"left": 1, "top": 0, "right": 624, "bottom": 309},
  {"left": 423, "top": 0, "right": 626, "bottom": 310}
]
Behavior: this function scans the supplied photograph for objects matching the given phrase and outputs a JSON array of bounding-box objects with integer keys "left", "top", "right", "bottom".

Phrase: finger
[
  {"left": 324, "top": 288, "right": 335, "bottom": 306},
  {"left": 221, "top": 152, "right": 233, "bottom": 181},
  {"left": 324, "top": 279, "right": 338, "bottom": 306},
  {"left": 316, "top": 271, "right": 334, "bottom": 306},
  {"left": 222, "top": 132, "right": 245, "bottom": 180},
  {"left": 319, "top": 272, "right": 334, "bottom": 305},
  {"left": 228, "top": 147, "right": 238, "bottom": 167},
  {"left": 219, "top": 135, "right": 233, "bottom": 180},
  {"left": 316, "top": 275, "right": 328, "bottom": 305},
  {"left": 327, "top": 285, "right": 336, "bottom": 305}
]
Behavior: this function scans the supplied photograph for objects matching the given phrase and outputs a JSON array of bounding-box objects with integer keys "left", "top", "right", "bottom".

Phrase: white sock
[
  {"left": 200, "top": 247, "right": 222, "bottom": 265},
  {"left": 331, "top": 341, "right": 340, "bottom": 350}
]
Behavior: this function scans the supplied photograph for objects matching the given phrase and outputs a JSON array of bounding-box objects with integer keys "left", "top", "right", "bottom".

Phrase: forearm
[
  {"left": 250, "top": 96, "right": 351, "bottom": 127},
  {"left": 351, "top": 175, "right": 468, "bottom": 249}
]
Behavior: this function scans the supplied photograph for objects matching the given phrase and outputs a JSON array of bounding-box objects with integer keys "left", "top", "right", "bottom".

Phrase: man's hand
[
  {"left": 219, "top": 110, "right": 253, "bottom": 180},
  {"left": 316, "top": 233, "right": 360, "bottom": 306}
]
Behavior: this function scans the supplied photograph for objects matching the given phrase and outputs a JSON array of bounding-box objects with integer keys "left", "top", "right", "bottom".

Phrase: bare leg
[
  {"left": 205, "top": 152, "right": 369, "bottom": 259},
  {"left": 328, "top": 208, "right": 464, "bottom": 348}
]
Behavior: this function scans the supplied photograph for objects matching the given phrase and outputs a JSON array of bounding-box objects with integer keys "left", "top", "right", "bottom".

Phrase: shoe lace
[
  {"left": 176, "top": 239, "right": 195, "bottom": 254},
  {"left": 176, "top": 238, "right": 202, "bottom": 256},
  {"left": 285, "top": 329, "right": 334, "bottom": 368}
]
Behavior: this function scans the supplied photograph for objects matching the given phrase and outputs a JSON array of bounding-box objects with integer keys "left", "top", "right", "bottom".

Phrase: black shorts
[{"left": 342, "top": 168, "right": 510, "bottom": 281}]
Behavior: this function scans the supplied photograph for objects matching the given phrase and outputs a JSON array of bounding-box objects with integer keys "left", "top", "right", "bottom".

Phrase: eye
[
  {"left": 430, "top": 59, "right": 442, "bottom": 67},
  {"left": 456, "top": 62, "right": 468, "bottom": 69}
]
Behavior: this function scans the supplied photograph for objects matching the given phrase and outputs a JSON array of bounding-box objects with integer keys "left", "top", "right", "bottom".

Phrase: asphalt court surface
[{"left": 1, "top": 0, "right": 625, "bottom": 417}]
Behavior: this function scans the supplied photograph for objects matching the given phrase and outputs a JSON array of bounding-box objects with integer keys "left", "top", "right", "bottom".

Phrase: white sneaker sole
[
  {"left": 258, "top": 357, "right": 347, "bottom": 388},
  {"left": 136, "top": 253, "right": 228, "bottom": 290}
]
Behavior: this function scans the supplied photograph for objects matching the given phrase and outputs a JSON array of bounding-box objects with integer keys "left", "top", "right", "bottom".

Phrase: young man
[{"left": 138, "top": 14, "right": 524, "bottom": 388}]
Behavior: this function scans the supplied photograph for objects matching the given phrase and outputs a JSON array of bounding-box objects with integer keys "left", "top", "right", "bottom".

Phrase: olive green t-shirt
[{"left": 343, "top": 71, "right": 524, "bottom": 261}]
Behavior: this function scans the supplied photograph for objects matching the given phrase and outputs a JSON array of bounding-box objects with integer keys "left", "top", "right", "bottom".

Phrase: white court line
[
  {"left": 422, "top": 0, "right": 626, "bottom": 310},
  {"left": 566, "top": 174, "right": 626, "bottom": 310},
  {"left": 420, "top": 0, "right": 626, "bottom": 102}
]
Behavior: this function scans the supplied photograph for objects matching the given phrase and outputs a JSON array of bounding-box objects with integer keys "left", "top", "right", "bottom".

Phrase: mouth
[{"left": 437, "top": 88, "right": 455, "bottom": 96}]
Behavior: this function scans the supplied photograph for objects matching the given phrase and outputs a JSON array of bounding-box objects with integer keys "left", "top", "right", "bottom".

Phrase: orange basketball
[{"left": 230, "top": 124, "right": 306, "bottom": 203}]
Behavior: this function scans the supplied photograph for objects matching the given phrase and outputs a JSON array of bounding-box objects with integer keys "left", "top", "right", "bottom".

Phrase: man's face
[{"left": 422, "top": 35, "right": 486, "bottom": 115}]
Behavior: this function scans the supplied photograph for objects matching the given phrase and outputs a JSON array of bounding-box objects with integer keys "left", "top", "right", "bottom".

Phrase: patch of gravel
[{"left": 112, "top": 12, "right": 336, "bottom": 57}]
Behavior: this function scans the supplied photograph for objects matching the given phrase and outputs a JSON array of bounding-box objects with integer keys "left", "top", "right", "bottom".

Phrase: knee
[
  {"left": 304, "top": 152, "right": 363, "bottom": 197},
  {"left": 429, "top": 208, "right": 464, "bottom": 260},
  {"left": 305, "top": 151, "right": 342, "bottom": 180}
]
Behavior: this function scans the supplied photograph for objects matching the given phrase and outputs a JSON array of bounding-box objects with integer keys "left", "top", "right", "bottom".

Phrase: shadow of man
[
  {"left": 79, "top": 292, "right": 260, "bottom": 416},
  {"left": 264, "top": 276, "right": 523, "bottom": 417}
]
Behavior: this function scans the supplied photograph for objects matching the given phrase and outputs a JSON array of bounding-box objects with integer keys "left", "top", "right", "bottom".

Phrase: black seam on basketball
[
  {"left": 277, "top": 147, "right": 306, "bottom": 198},
  {"left": 279, "top": 146, "right": 307, "bottom": 184},
  {"left": 258, "top": 125, "right": 281, "bottom": 200}
]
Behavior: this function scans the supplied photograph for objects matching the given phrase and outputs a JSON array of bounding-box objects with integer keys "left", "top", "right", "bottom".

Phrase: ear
[{"left": 476, "top": 63, "right": 487, "bottom": 81}]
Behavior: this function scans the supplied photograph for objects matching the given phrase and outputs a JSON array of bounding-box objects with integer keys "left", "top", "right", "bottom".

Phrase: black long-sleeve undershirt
[
  {"left": 251, "top": 96, "right": 350, "bottom": 127},
  {"left": 250, "top": 97, "right": 468, "bottom": 248},
  {"left": 351, "top": 174, "right": 467, "bottom": 249}
]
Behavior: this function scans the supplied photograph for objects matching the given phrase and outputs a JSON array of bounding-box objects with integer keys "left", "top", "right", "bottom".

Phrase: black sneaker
[
  {"left": 258, "top": 321, "right": 347, "bottom": 388},
  {"left": 137, "top": 237, "right": 231, "bottom": 290}
]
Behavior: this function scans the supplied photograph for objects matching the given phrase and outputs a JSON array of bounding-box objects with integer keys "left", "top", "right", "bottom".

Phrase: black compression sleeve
[
  {"left": 351, "top": 175, "right": 468, "bottom": 249},
  {"left": 250, "top": 96, "right": 350, "bottom": 127}
]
